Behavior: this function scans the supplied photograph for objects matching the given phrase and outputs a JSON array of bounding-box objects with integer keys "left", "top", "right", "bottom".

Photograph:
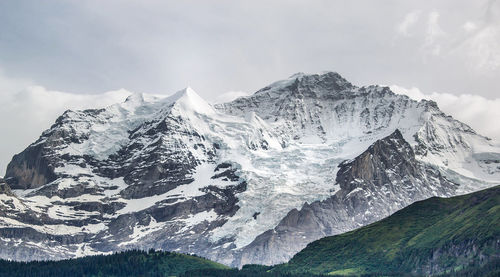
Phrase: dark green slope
[
  {"left": 275, "top": 185, "right": 500, "bottom": 276},
  {"left": 0, "top": 249, "right": 228, "bottom": 277}
]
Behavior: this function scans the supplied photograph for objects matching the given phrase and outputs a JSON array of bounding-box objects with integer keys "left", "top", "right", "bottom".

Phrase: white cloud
[
  {"left": 397, "top": 10, "right": 421, "bottom": 36},
  {"left": 463, "top": 21, "right": 477, "bottom": 32},
  {"left": 390, "top": 85, "right": 500, "bottom": 142},
  {"left": 463, "top": 25, "right": 500, "bottom": 70},
  {"left": 0, "top": 69, "right": 33, "bottom": 95},
  {"left": 423, "top": 11, "right": 446, "bottom": 56},
  {"left": 453, "top": 2, "right": 500, "bottom": 71},
  {"left": 392, "top": 2, "right": 500, "bottom": 84}
]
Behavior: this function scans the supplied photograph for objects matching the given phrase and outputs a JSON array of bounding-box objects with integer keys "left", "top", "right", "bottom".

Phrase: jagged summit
[
  {"left": 336, "top": 129, "right": 418, "bottom": 191},
  {"left": 254, "top": 71, "right": 354, "bottom": 98},
  {"left": 288, "top": 72, "right": 306, "bottom": 78},
  {"left": 124, "top": 92, "right": 144, "bottom": 104},
  {"left": 162, "top": 87, "right": 216, "bottom": 115},
  {"left": 293, "top": 71, "right": 353, "bottom": 90}
]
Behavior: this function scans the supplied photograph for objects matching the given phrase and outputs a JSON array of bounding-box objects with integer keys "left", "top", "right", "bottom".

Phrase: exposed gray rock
[
  {"left": 5, "top": 143, "right": 58, "bottom": 190},
  {"left": 0, "top": 178, "right": 13, "bottom": 196}
]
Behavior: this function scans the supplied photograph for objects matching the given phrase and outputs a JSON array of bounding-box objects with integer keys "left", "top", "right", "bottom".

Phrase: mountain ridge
[{"left": 0, "top": 71, "right": 499, "bottom": 267}]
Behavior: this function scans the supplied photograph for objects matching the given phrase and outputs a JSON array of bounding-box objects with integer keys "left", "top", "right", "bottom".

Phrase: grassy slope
[
  {"left": 0, "top": 249, "right": 229, "bottom": 277},
  {"left": 275, "top": 185, "right": 500, "bottom": 275}
]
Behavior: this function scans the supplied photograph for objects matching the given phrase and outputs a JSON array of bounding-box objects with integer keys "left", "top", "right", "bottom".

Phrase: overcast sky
[{"left": 0, "top": 0, "right": 499, "bottom": 174}]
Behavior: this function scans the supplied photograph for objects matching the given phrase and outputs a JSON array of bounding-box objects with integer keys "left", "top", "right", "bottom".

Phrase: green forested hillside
[
  {"left": 0, "top": 249, "right": 228, "bottom": 277},
  {"left": 275, "top": 185, "right": 500, "bottom": 276}
]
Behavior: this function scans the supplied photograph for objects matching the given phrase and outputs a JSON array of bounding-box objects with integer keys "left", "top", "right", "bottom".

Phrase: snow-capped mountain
[{"left": 1, "top": 72, "right": 499, "bottom": 266}]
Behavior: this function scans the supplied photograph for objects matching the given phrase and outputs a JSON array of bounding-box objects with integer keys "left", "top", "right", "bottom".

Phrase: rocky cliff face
[
  {"left": 1, "top": 72, "right": 499, "bottom": 267},
  {"left": 0, "top": 178, "right": 13, "bottom": 196},
  {"left": 6, "top": 143, "right": 58, "bottom": 190},
  {"left": 416, "top": 238, "right": 500, "bottom": 275}
]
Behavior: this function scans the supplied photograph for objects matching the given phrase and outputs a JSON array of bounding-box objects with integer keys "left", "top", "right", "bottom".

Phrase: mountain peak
[
  {"left": 293, "top": 71, "right": 353, "bottom": 91},
  {"left": 124, "top": 92, "right": 144, "bottom": 103},
  {"left": 336, "top": 128, "right": 417, "bottom": 191},
  {"left": 166, "top": 86, "right": 196, "bottom": 101},
  {"left": 288, "top": 70, "right": 343, "bottom": 79},
  {"left": 122, "top": 92, "right": 145, "bottom": 110},
  {"left": 253, "top": 71, "right": 354, "bottom": 99},
  {"left": 163, "top": 87, "right": 216, "bottom": 115}
]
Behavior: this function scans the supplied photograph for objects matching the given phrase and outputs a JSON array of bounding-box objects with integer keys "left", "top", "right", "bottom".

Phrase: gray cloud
[{"left": 0, "top": 0, "right": 498, "bottom": 97}]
